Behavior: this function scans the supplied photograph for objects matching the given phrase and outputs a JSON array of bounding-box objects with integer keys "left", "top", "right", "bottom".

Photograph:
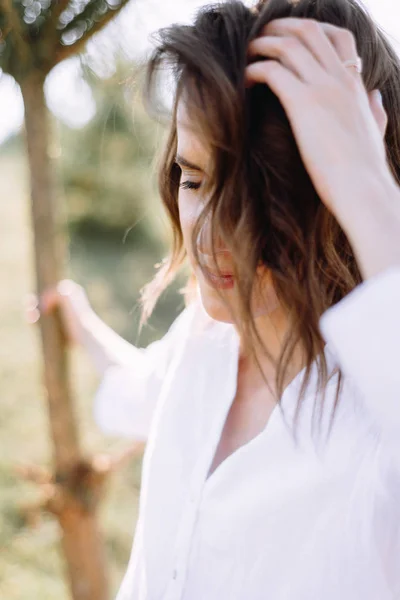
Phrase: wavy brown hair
[{"left": 140, "top": 0, "right": 400, "bottom": 429}]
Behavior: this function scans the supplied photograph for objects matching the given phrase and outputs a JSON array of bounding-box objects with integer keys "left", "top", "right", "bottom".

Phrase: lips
[
  {"left": 202, "top": 267, "right": 235, "bottom": 290},
  {"left": 204, "top": 268, "right": 234, "bottom": 278}
]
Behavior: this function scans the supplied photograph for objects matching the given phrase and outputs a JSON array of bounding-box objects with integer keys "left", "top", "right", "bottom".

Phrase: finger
[
  {"left": 368, "top": 89, "right": 388, "bottom": 139},
  {"left": 41, "top": 280, "right": 82, "bottom": 314},
  {"left": 57, "top": 279, "right": 76, "bottom": 297},
  {"left": 40, "top": 288, "right": 60, "bottom": 314},
  {"left": 25, "top": 292, "right": 38, "bottom": 311},
  {"left": 26, "top": 306, "right": 40, "bottom": 324},
  {"left": 24, "top": 293, "right": 40, "bottom": 324},
  {"left": 260, "top": 18, "right": 357, "bottom": 79},
  {"left": 318, "top": 22, "right": 360, "bottom": 76},
  {"left": 245, "top": 59, "right": 304, "bottom": 104},
  {"left": 248, "top": 35, "right": 326, "bottom": 83}
]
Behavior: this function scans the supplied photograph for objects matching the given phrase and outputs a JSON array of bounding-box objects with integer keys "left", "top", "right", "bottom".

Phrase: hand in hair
[
  {"left": 246, "top": 18, "right": 390, "bottom": 211},
  {"left": 246, "top": 17, "right": 400, "bottom": 280}
]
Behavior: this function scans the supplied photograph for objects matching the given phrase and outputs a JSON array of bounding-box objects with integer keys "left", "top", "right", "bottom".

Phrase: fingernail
[
  {"left": 38, "top": 297, "right": 46, "bottom": 313},
  {"left": 28, "top": 308, "right": 40, "bottom": 324}
]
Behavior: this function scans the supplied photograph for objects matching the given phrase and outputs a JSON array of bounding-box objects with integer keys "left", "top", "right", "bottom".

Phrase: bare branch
[
  {"left": 53, "top": 0, "right": 131, "bottom": 66},
  {"left": 51, "top": 0, "right": 72, "bottom": 25},
  {"left": 41, "top": 0, "right": 71, "bottom": 42},
  {"left": 92, "top": 442, "right": 145, "bottom": 475},
  {"left": 0, "top": 0, "right": 31, "bottom": 72},
  {"left": 58, "top": 0, "right": 106, "bottom": 37},
  {"left": 15, "top": 463, "right": 52, "bottom": 484}
]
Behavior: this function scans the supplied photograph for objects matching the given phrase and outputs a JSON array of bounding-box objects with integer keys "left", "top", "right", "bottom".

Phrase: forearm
[
  {"left": 319, "top": 265, "right": 400, "bottom": 446},
  {"left": 332, "top": 173, "right": 400, "bottom": 281},
  {"left": 76, "top": 310, "right": 141, "bottom": 375}
]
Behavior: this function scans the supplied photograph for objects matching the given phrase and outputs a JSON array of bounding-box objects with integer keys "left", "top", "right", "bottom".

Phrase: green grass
[{"left": 0, "top": 150, "right": 183, "bottom": 598}]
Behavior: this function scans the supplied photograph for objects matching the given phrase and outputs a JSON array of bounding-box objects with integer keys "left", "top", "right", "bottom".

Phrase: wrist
[
  {"left": 332, "top": 173, "right": 400, "bottom": 280},
  {"left": 331, "top": 171, "right": 399, "bottom": 230},
  {"left": 73, "top": 306, "right": 98, "bottom": 345}
]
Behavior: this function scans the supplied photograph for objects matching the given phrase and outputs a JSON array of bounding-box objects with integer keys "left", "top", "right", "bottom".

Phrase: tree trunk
[{"left": 20, "top": 70, "right": 109, "bottom": 600}]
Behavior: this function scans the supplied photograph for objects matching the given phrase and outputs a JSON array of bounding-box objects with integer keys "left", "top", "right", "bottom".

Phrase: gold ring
[{"left": 343, "top": 56, "right": 363, "bottom": 74}]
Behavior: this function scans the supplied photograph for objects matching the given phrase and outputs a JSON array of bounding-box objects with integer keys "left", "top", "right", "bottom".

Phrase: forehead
[
  {"left": 176, "top": 98, "right": 191, "bottom": 129},
  {"left": 176, "top": 98, "right": 208, "bottom": 159}
]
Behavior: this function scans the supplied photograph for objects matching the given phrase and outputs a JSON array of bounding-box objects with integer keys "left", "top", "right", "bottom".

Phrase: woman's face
[{"left": 176, "top": 99, "right": 280, "bottom": 324}]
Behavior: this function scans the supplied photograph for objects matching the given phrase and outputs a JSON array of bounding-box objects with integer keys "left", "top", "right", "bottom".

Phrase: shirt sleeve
[
  {"left": 115, "top": 512, "right": 146, "bottom": 600},
  {"left": 319, "top": 265, "right": 400, "bottom": 443},
  {"left": 93, "top": 301, "right": 197, "bottom": 440}
]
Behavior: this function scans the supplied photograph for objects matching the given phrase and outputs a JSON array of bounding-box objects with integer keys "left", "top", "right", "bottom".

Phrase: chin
[{"left": 198, "top": 283, "right": 235, "bottom": 324}]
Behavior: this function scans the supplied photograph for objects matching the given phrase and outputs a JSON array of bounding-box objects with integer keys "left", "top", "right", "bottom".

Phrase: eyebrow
[{"left": 175, "top": 154, "right": 204, "bottom": 172}]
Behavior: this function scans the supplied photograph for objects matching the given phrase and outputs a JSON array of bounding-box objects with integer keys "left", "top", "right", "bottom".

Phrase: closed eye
[{"left": 180, "top": 180, "right": 202, "bottom": 191}]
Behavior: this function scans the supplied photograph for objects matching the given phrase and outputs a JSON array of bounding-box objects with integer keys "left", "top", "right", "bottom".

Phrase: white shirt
[{"left": 94, "top": 267, "right": 400, "bottom": 600}]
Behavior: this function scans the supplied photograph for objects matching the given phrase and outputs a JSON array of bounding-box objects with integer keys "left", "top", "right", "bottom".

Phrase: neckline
[{"left": 202, "top": 325, "right": 338, "bottom": 489}]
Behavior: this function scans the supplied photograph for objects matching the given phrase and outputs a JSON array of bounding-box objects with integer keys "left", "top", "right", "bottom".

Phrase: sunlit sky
[{"left": 0, "top": 0, "right": 398, "bottom": 144}]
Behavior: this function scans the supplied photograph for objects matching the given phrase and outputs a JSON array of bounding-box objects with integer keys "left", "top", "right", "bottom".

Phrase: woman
[{"left": 40, "top": 0, "right": 400, "bottom": 598}]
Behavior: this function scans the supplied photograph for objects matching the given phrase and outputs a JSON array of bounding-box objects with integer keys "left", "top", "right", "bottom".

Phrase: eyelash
[{"left": 180, "top": 181, "right": 202, "bottom": 191}]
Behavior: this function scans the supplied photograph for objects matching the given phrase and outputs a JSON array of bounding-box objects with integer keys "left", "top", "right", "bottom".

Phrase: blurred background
[{"left": 0, "top": 0, "right": 398, "bottom": 598}]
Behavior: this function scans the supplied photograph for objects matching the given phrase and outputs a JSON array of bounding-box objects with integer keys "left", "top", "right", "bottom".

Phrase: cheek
[
  {"left": 178, "top": 196, "right": 203, "bottom": 254},
  {"left": 251, "top": 269, "right": 280, "bottom": 317},
  {"left": 198, "top": 271, "right": 280, "bottom": 325}
]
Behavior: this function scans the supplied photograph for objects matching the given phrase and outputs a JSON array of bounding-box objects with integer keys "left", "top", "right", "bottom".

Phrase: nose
[{"left": 196, "top": 211, "right": 230, "bottom": 256}]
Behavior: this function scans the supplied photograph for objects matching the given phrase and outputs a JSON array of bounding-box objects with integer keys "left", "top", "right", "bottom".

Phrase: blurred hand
[{"left": 25, "top": 280, "right": 93, "bottom": 345}]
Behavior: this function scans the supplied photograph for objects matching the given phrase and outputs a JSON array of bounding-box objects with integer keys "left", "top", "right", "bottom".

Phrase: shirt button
[{"left": 173, "top": 568, "right": 178, "bottom": 580}]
